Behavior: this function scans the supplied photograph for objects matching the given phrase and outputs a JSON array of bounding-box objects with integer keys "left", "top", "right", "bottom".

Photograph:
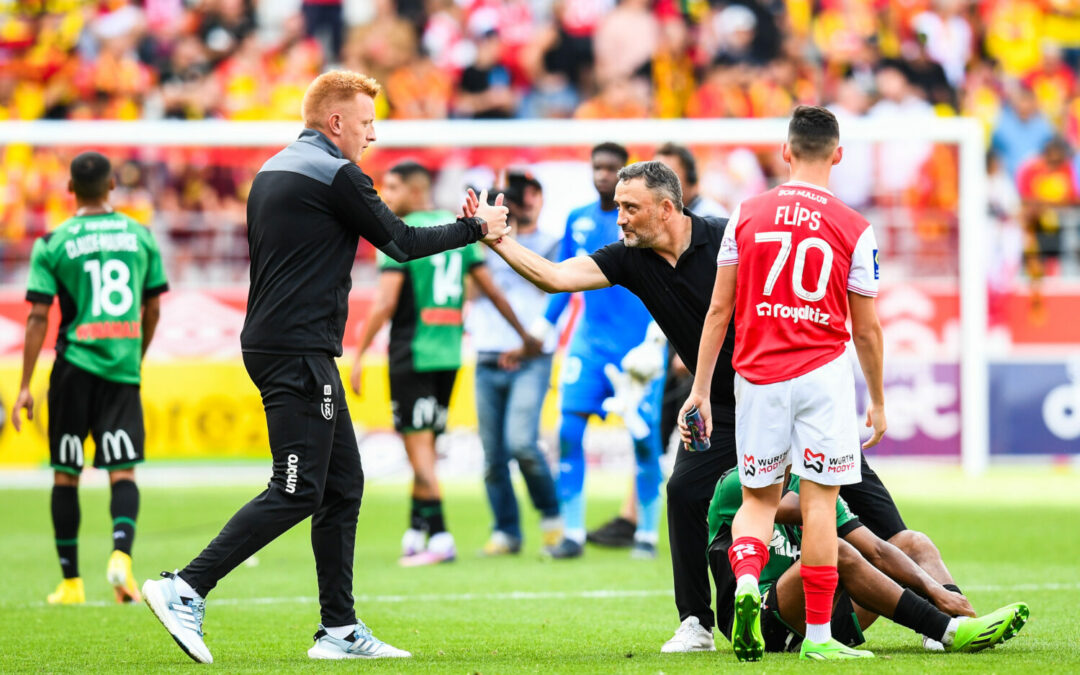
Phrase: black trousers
[
  {"left": 666, "top": 430, "right": 737, "bottom": 631},
  {"left": 180, "top": 354, "right": 364, "bottom": 627},
  {"left": 668, "top": 429, "right": 906, "bottom": 631}
]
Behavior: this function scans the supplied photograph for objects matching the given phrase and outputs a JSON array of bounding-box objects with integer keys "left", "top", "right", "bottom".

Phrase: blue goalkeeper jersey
[{"left": 544, "top": 200, "right": 653, "bottom": 361}]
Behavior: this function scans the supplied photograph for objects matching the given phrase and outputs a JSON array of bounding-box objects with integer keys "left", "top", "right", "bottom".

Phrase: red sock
[
  {"left": 728, "top": 536, "right": 769, "bottom": 581},
  {"left": 800, "top": 565, "right": 839, "bottom": 626}
]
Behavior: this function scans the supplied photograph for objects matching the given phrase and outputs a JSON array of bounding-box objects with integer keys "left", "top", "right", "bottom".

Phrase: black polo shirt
[{"left": 591, "top": 211, "right": 736, "bottom": 430}]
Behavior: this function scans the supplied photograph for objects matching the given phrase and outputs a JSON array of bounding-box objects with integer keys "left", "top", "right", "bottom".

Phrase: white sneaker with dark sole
[
  {"left": 307, "top": 623, "right": 411, "bottom": 659},
  {"left": 142, "top": 571, "right": 213, "bottom": 664}
]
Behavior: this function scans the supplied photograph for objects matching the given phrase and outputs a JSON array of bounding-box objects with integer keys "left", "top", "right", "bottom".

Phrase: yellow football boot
[
  {"left": 47, "top": 578, "right": 85, "bottom": 605},
  {"left": 107, "top": 550, "right": 141, "bottom": 603}
]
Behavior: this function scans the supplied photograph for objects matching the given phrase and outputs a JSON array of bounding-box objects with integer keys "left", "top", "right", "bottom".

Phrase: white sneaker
[
  {"left": 661, "top": 616, "right": 716, "bottom": 653},
  {"left": 307, "top": 623, "right": 411, "bottom": 659},
  {"left": 142, "top": 571, "right": 213, "bottom": 664},
  {"left": 400, "top": 532, "right": 456, "bottom": 567},
  {"left": 401, "top": 528, "right": 427, "bottom": 557}
]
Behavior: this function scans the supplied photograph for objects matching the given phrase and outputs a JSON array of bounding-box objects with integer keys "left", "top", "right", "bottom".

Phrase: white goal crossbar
[{"left": 0, "top": 118, "right": 989, "bottom": 474}]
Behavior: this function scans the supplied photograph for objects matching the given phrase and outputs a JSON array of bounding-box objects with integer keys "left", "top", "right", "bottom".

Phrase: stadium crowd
[{"left": 2, "top": 0, "right": 1080, "bottom": 285}]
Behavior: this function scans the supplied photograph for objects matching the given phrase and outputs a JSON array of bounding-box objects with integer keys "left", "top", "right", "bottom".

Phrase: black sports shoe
[
  {"left": 586, "top": 516, "right": 636, "bottom": 548},
  {"left": 541, "top": 538, "right": 584, "bottom": 559}
]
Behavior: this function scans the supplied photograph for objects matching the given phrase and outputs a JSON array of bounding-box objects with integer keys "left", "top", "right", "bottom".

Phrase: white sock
[
  {"left": 736, "top": 574, "right": 758, "bottom": 591},
  {"left": 805, "top": 622, "right": 831, "bottom": 644},
  {"left": 427, "top": 531, "right": 455, "bottom": 553},
  {"left": 564, "top": 529, "right": 586, "bottom": 545},
  {"left": 941, "top": 617, "right": 960, "bottom": 647},
  {"left": 325, "top": 625, "right": 356, "bottom": 640},
  {"left": 172, "top": 574, "right": 200, "bottom": 600}
]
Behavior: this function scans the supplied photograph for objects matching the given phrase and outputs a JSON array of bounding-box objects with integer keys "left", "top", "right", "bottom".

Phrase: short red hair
[{"left": 301, "top": 70, "right": 381, "bottom": 129}]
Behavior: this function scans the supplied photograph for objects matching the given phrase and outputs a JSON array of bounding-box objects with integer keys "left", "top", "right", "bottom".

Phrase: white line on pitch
[{"left": 12, "top": 582, "right": 1079, "bottom": 610}]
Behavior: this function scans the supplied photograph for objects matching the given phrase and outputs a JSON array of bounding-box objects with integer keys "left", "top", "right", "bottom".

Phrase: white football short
[{"left": 734, "top": 354, "right": 862, "bottom": 488}]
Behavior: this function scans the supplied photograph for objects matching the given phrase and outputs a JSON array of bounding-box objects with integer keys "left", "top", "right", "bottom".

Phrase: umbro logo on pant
[{"left": 285, "top": 454, "right": 299, "bottom": 494}]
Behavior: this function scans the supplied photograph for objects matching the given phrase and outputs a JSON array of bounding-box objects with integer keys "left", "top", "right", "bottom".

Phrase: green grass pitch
[{"left": 1, "top": 467, "right": 1078, "bottom": 673}]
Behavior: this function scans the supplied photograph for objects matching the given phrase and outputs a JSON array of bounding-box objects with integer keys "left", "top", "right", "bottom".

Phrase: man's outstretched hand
[{"left": 464, "top": 189, "right": 510, "bottom": 244}]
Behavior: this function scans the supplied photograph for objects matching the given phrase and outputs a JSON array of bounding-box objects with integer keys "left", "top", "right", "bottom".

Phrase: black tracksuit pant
[{"left": 180, "top": 353, "right": 364, "bottom": 627}]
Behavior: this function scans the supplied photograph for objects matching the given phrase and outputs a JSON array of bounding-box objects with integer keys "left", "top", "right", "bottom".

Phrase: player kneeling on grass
[
  {"left": 708, "top": 469, "right": 1030, "bottom": 656},
  {"left": 12, "top": 151, "right": 168, "bottom": 605}
]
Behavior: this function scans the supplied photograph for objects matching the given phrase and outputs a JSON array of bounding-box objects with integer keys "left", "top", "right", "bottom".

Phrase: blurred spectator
[
  {"left": 1023, "top": 43, "right": 1076, "bottom": 127},
  {"left": 574, "top": 76, "right": 649, "bottom": 118},
  {"left": 651, "top": 17, "right": 695, "bottom": 119},
  {"left": 812, "top": 0, "right": 877, "bottom": 68},
  {"left": 867, "top": 61, "right": 935, "bottom": 198},
  {"left": 198, "top": 0, "right": 255, "bottom": 66},
  {"left": 350, "top": 0, "right": 416, "bottom": 86},
  {"left": 904, "top": 32, "right": 955, "bottom": 110},
  {"left": 827, "top": 78, "right": 874, "bottom": 208},
  {"left": 455, "top": 29, "right": 516, "bottom": 119},
  {"left": 961, "top": 59, "right": 1005, "bottom": 138},
  {"left": 702, "top": 4, "right": 759, "bottom": 65},
  {"left": 686, "top": 58, "right": 749, "bottom": 118},
  {"left": 911, "top": 0, "right": 972, "bottom": 88},
  {"left": 987, "top": 151, "right": 1023, "bottom": 291},
  {"left": 158, "top": 35, "right": 214, "bottom": 119},
  {"left": 302, "top": 0, "right": 344, "bottom": 63},
  {"left": 593, "top": 0, "right": 658, "bottom": 84},
  {"left": 1017, "top": 136, "right": 1080, "bottom": 282},
  {"left": 982, "top": 0, "right": 1044, "bottom": 78},
  {"left": 1018, "top": 137, "right": 1080, "bottom": 214},
  {"left": 654, "top": 142, "right": 727, "bottom": 217},
  {"left": 386, "top": 48, "right": 453, "bottom": 120},
  {"left": 993, "top": 86, "right": 1057, "bottom": 177}
]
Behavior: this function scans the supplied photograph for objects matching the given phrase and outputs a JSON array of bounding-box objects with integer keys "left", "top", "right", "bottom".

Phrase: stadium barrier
[{"left": 0, "top": 358, "right": 575, "bottom": 466}]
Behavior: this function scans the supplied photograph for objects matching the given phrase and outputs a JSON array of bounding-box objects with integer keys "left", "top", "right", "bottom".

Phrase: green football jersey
[
  {"left": 25, "top": 212, "right": 169, "bottom": 384},
  {"left": 707, "top": 472, "right": 860, "bottom": 593},
  {"left": 377, "top": 210, "right": 484, "bottom": 373}
]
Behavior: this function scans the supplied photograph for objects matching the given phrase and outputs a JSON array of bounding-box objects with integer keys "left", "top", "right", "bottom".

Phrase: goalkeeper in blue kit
[{"left": 529, "top": 143, "right": 666, "bottom": 560}]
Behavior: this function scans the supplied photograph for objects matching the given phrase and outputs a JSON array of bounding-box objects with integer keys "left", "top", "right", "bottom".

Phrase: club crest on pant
[
  {"left": 803, "top": 448, "right": 825, "bottom": 473},
  {"left": 322, "top": 384, "right": 334, "bottom": 420}
]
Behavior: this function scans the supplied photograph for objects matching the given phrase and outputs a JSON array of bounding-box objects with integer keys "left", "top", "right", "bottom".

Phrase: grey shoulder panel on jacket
[{"left": 258, "top": 141, "right": 351, "bottom": 186}]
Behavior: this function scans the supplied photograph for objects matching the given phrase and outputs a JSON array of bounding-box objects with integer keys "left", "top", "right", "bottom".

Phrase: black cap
[{"left": 504, "top": 169, "right": 542, "bottom": 207}]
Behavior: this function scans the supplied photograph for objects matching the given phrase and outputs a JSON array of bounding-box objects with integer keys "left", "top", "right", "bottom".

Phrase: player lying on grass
[{"left": 708, "top": 468, "right": 1030, "bottom": 657}]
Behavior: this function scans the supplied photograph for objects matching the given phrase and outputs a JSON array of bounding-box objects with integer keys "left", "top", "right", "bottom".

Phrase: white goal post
[{"left": 0, "top": 117, "right": 989, "bottom": 474}]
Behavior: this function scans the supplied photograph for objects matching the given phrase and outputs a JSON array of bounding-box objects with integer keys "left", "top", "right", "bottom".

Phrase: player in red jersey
[{"left": 680, "top": 105, "right": 886, "bottom": 662}]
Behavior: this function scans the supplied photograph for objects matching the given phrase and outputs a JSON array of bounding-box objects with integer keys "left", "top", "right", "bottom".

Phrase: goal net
[{"left": 0, "top": 118, "right": 995, "bottom": 473}]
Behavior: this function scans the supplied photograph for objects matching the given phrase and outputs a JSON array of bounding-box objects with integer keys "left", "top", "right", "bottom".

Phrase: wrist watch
[{"left": 473, "top": 216, "right": 488, "bottom": 236}]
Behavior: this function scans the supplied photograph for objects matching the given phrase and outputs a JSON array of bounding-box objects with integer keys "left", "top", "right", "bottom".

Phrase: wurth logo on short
[
  {"left": 745, "top": 454, "right": 784, "bottom": 476},
  {"left": 827, "top": 453, "right": 856, "bottom": 474},
  {"left": 803, "top": 448, "right": 825, "bottom": 473},
  {"left": 285, "top": 453, "right": 299, "bottom": 494}
]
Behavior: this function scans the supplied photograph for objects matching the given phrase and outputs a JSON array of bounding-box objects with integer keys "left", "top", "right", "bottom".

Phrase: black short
[
  {"left": 761, "top": 584, "right": 866, "bottom": 653},
  {"left": 48, "top": 356, "right": 145, "bottom": 474},
  {"left": 389, "top": 369, "right": 457, "bottom": 434},
  {"left": 838, "top": 455, "right": 907, "bottom": 540}
]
